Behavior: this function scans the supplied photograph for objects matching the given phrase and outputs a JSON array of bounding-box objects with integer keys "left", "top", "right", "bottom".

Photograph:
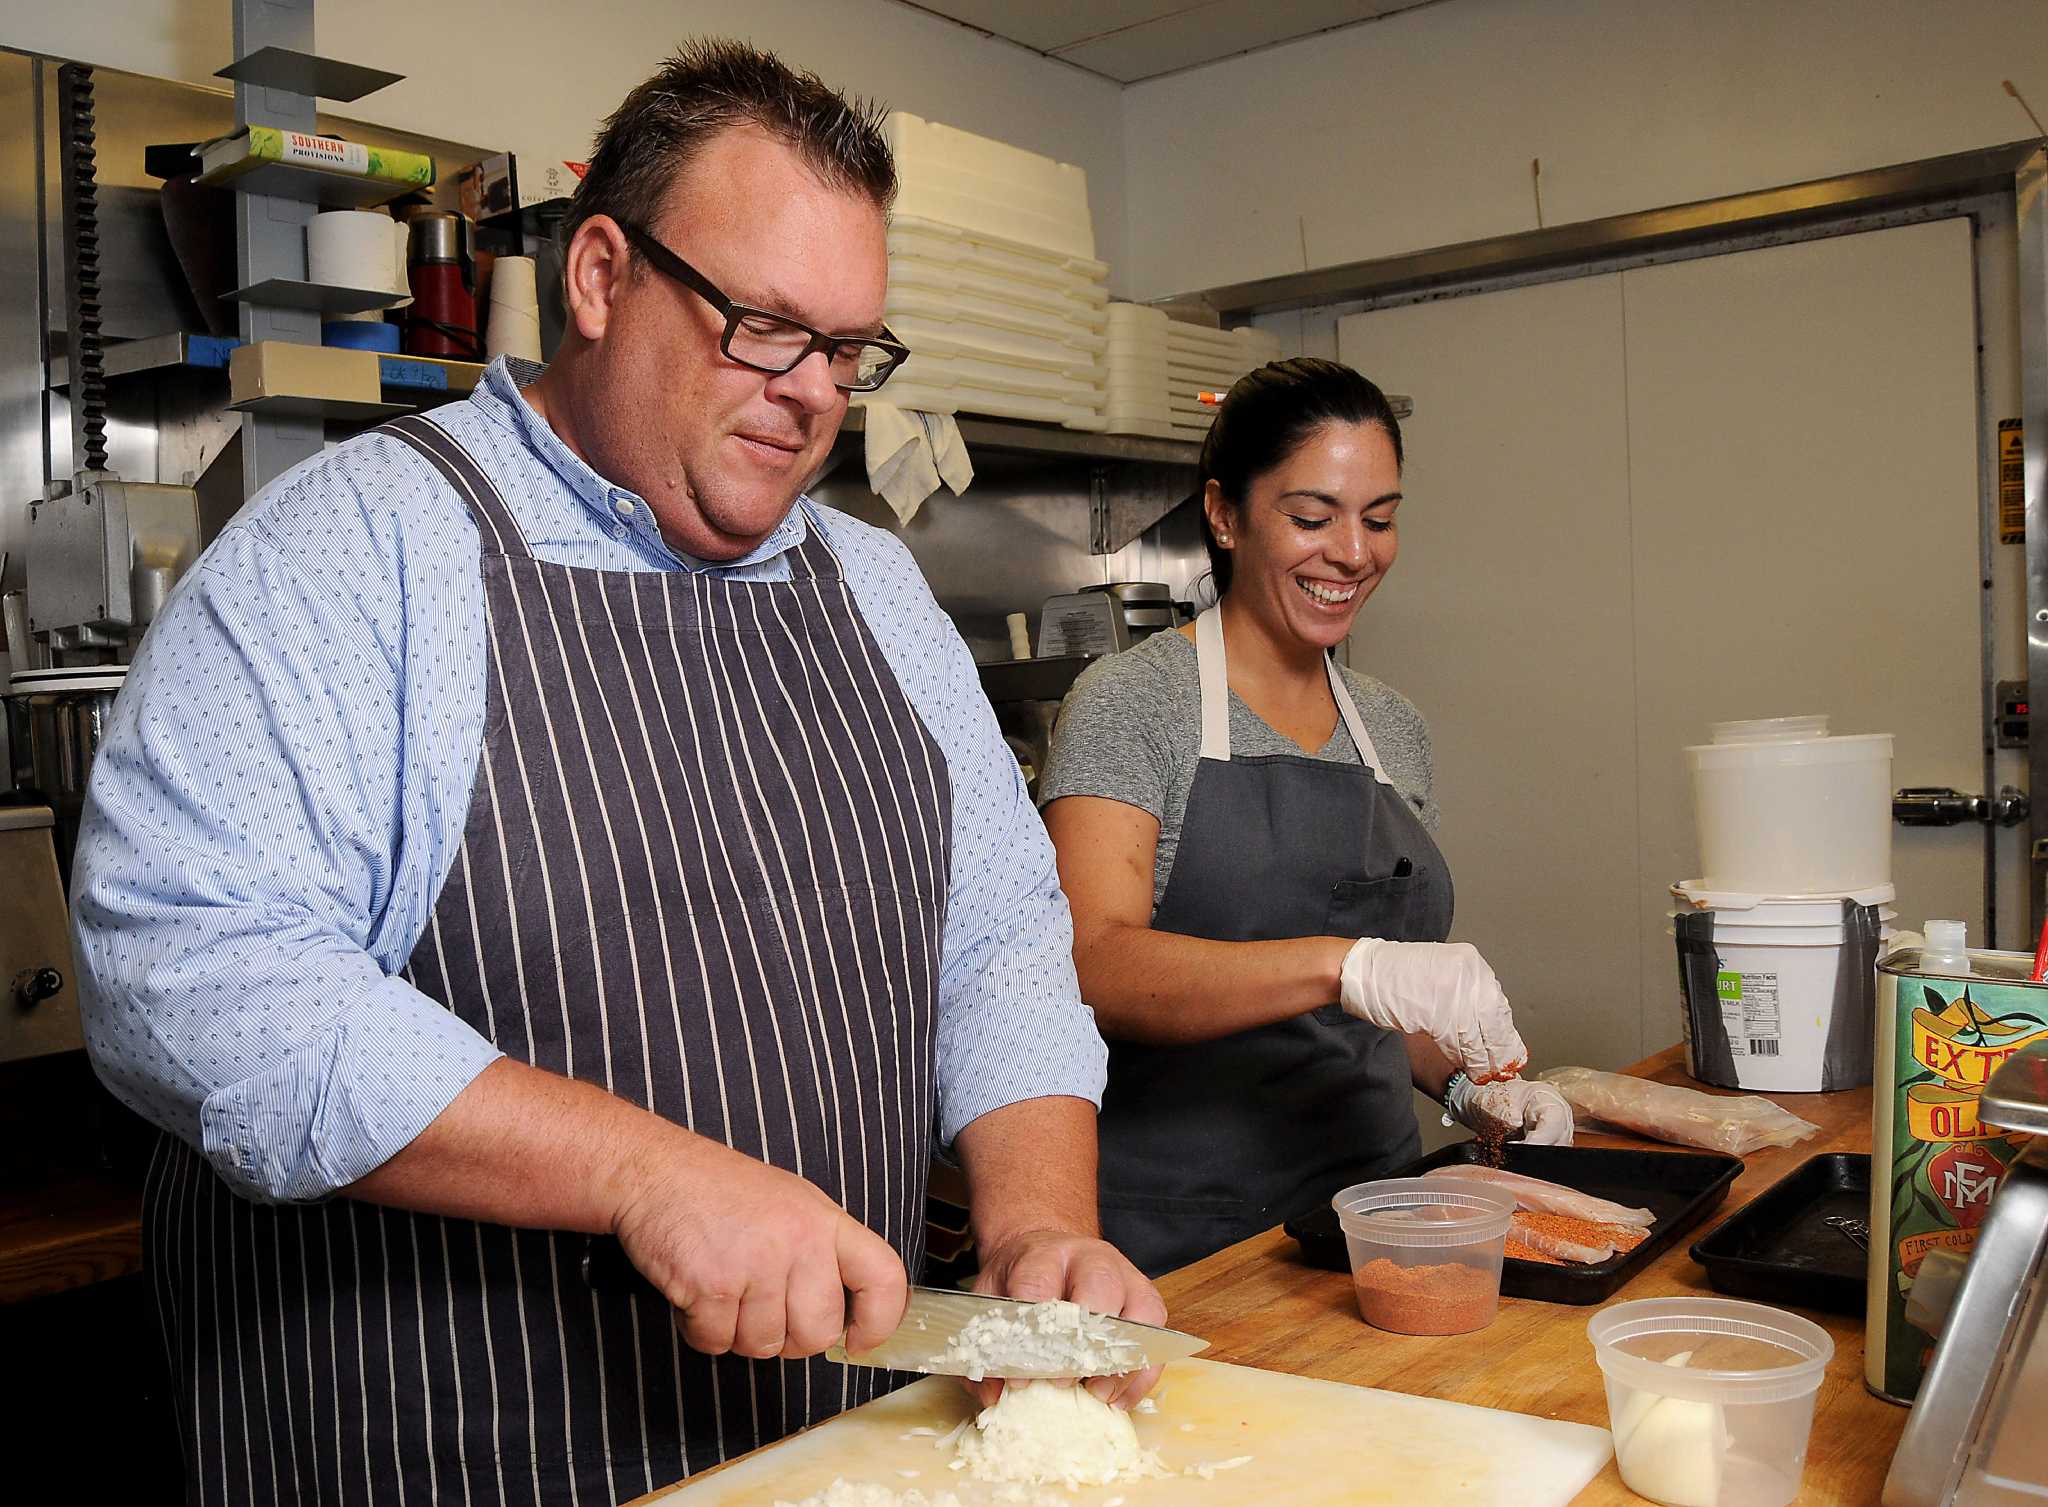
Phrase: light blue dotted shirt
[{"left": 72, "top": 358, "right": 1106, "bottom": 1205}]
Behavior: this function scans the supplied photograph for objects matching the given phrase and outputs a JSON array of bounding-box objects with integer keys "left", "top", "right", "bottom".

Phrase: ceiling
[{"left": 902, "top": 0, "right": 1445, "bottom": 84}]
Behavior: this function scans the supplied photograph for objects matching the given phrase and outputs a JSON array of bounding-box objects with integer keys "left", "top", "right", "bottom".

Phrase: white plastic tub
[
  {"left": 1686, "top": 715, "right": 1892, "bottom": 893},
  {"left": 1588, "top": 1298, "right": 1831, "bottom": 1507},
  {"left": 1670, "top": 881, "right": 1893, "bottom": 1091}
]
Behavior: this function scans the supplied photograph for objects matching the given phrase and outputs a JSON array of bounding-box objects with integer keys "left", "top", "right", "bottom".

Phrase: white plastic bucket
[
  {"left": 1685, "top": 715, "right": 1893, "bottom": 893},
  {"left": 1670, "top": 882, "right": 1893, "bottom": 1092}
]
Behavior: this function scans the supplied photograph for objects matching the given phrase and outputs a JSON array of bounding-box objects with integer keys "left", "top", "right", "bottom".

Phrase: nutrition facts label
[{"left": 1718, "top": 970, "right": 1782, "bottom": 1057}]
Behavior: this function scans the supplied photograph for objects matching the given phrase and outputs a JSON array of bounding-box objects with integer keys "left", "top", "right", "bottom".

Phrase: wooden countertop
[
  {"left": 1154, "top": 1045, "right": 1899, "bottom": 1505},
  {"left": 0, "top": 1165, "right": 145, "bottom": 1304}
]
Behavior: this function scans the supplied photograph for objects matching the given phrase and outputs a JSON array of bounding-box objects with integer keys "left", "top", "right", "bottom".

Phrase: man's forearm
[
  {"left": 954, "top": 1094, "right": 1101, "bottom": 1250},
  {"left": 347, "top": 1056, "right": 681, "bottom": 1232}
]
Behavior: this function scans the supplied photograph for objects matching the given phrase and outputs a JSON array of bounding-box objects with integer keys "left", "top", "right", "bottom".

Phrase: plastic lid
[
  {"left": 1333, "top": 1177, "right": 1515, "bottom": 1247},
  {"left": 1710, "top": 714, "right": 1830, "bottom": 744},
  {"left": 1924, "top": 920, "right": 1968, "bottom": 952},
  {"left": 7, "top": 665, "right": 127, "bottom": 695},
  {"left": 1673, "top": 880, "right": 1897, "bottom": 910},
  {"left": 1587, "top": 1298, "right": 1832, "bottom": 1404}
]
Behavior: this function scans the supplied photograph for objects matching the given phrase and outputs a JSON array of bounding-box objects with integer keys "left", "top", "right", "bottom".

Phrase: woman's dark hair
[
  {"left": 1197, "top": 357, "right": 1404, "bottom": 595},
  {"left": 564, "top": 39, "right": 896, "bottom": 252}
]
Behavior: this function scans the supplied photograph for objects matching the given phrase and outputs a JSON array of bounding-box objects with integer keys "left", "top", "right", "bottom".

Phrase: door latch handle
[{"left": 1893, "top": 786, "right": 2031, "bottom": 827}]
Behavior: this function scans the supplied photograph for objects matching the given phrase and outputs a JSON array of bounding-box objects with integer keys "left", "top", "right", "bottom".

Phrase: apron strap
[
  {"left": 1192, "top": 605, "right": 1385, "bottom": 771},
  {"left": 782, "top": 500, "right": 843, "bottom": 582},
  {"left": 379, "top": 413, "right": 535, "bottom": 561},
  {"left": 1194, "top": 607, "right": 1233, "bottom": 761}
]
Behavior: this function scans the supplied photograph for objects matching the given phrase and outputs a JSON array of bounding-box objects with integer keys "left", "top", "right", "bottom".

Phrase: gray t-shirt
[{"left": 1038, "top": 629, "right": 1439, "bottom": 911}]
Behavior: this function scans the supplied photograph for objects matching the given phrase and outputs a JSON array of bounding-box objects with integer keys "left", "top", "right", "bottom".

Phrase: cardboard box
[{"left": 460, "top": 149, "right": 587, "bottom": 225}]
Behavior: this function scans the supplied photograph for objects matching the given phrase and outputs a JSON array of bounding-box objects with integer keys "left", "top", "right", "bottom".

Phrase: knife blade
[
  {"left": 580, "top": 1241, "right": 1205, "bottom": 1379},
  {"left": 827, "top": 1286, "right": 1209, "bottom": 1379}
]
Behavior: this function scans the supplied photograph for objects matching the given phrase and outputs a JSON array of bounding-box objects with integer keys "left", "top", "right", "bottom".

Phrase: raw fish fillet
[
  {"left": 1422, "top": 1166, "right": 1653, "bottom": 1227},
  {"left": 1509, "top": 1212, "right": 1614, "bottom": 1263}
]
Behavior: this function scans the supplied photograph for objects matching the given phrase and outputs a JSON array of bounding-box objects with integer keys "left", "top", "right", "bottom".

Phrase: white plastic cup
[
  {"left": 1588, "top": 1297, "right": 1832, "bottom": 1507},
  {"left": 1332, "top": 1178, "right": 1514, "bottom": 1336},
  {"left": 1686, "top": 715, "right": 1893, "bottom": 893}
]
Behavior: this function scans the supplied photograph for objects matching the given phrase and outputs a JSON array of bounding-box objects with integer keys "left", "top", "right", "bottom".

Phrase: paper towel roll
[
  {"left": 307, "top": 210, "right": 409, "bottom": 299},
  {"left": 485, "top": 256, "right": 543, "bottom": 361}
]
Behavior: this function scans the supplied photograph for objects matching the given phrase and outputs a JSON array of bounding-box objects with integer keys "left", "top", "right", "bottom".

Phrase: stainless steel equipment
[
  {"left": 4, "top": 666, "right": 126, "bottom": 879},
  {"left": 1884, "top": 1039, "right": 2048, "bottom": 1505},
  {"left": 25, "top": 477, "right": 200, "bottom": 656},
  {"left": 1034, "top": 580, "right": 1179, "bottom": 657},
  {"left": 0, "top": 806, "right": 83, "bottom": 1062}
]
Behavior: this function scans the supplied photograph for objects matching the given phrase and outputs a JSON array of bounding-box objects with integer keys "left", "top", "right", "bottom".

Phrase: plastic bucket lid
[
  {"left": 1588, "top": 1297, "right": 1832, "bottom": 1404},
  {"left": 1672, "top": 880, "right": 1895, "bottom": 916},
  {"left": 1710, "top": 714, "right": 1831, "bottom": 743},
  {"left": 1333, "top": 1177, "right": 1514, "bottom": 1247},
  {"left": 1686, "top": 732, "right": 1892, "bottom": 769}
]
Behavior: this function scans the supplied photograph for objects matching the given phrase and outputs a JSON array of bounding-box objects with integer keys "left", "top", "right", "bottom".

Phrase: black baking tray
[
  {"left": 1687, "top": 1152, "right": 1869, "bottom": 1315},
  {"left": 1282, "top": 1142, "right": 1744, "bottom": 1305}
]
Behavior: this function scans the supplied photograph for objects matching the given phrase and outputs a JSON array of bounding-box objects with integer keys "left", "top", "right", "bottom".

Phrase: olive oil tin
[{"left": 1868, "top": 946, "right": 2048, "bottom": 1401}]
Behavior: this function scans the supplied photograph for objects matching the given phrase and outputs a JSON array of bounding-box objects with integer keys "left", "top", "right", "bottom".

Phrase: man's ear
[{"left": 562, "top": 215, "right": 632, "bottom": 343}]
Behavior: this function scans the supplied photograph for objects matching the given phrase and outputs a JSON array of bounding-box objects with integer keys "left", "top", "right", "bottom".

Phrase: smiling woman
[{"left": 1038, "top": 358, "right": 1572, "bottom": 1278}]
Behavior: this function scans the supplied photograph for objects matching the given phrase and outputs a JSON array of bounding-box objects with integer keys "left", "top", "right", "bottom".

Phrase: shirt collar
[{"left": 468, "top": 356, "right": 809, "bottom": 571}]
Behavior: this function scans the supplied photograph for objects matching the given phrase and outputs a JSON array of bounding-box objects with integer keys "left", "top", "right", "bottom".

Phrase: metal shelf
[
  {"left": 839, "top": 405, "right": 1202, "bottom": 467},
  {"left": 226, "top": 278, "right": 403, "bottom": 315},
  {"left": 48, "top": 332, "right": 239, "bottom": 390},
  {"left": 976, "top": 654, "right": 1093, "bottom": 704},
  {"left": 194, "top": 157, "right": 416, "bottom": 208},
  {"left": 214, "top": 46, "right": 402, "bottom": 103}
]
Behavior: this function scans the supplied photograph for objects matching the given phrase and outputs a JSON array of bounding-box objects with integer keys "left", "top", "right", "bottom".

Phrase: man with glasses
[{"left": 72, "top": 39, "right": 1161, "bottom": 1504}]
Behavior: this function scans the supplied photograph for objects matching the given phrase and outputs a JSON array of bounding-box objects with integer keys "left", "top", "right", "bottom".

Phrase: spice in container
[
  {"left": 1352, "top": 1258, "right": 1500, "bottom": 1334},
  {"left": 1331, "top": 1177, "right": 1516, "bottom": 1337}
]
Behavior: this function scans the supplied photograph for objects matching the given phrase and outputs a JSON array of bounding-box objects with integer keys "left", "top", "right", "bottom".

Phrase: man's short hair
[{"left": 564, "top": 38, "right": 896, "bottom": 250}]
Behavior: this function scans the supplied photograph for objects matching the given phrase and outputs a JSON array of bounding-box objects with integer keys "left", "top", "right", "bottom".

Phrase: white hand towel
[{"left": 863, "top": 401, "right": 973, "bottom": 524}]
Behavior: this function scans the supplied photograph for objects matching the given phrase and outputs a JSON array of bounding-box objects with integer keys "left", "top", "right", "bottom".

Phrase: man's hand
[
  {"left": 347, "top": 1058, "right": 909, "bottom": 1362},
  {"left": 613, "top": 1133, "right": 909, "bottom": 1361},
  {"left": 966, "top": 1227, "right": 1168, "bottom": 1412}
]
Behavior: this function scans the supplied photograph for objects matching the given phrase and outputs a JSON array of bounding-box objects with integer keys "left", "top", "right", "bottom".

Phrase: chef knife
[
  {"left": 581, "top": 1238, "right": 1206, "bottom": 1378},
  {"left": 826, "top": 1285, "right": 1209, "bottom": 1378}
]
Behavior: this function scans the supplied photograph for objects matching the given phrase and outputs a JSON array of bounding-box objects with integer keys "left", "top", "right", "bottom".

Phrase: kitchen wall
[
  {"left": 1120, "top": 0, "right": 2048, "bottom": 300},
  {"left": 0, "top": 0, "right": 1133, "bottom": 291}
]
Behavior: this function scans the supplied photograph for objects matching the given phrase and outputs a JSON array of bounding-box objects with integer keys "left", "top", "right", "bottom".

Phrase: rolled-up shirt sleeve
[
  {"left": 835, "top": 525, "right": 1108, "bottom": 1147},
  {"left": 73, "top": 482, "right": 500, "bottom": 1204}
]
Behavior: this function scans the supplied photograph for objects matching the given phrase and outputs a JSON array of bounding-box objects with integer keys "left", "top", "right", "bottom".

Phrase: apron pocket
[
  {"left": 1315, "top": 872, "right": 1424, "bottom": 1023},
  {"left": 1098, "top": 1190, "right": 1259, "bottom": 1279}
]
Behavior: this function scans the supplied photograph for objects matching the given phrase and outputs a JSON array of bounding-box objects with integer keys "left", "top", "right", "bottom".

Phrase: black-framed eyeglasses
[{"left": 617, "top": 221, "right": 910, "bottom": 393}]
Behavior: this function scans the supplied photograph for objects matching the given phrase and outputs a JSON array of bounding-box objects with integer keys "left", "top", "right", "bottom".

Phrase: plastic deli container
[
  {"left": 1331, "top": 1178, "right": 1514, "bottom": 1336},
  {"left": 1685, "top": 715, "right": 1893, "bottom": 893},
  {"left": 1588, "top": 1297, "right": 1832, "bottom": 1507}
]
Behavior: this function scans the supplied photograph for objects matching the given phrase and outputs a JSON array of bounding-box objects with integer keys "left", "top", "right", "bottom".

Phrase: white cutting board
[{"left": 644, "top": 1358, "right": 1612, "bottom": 1506}]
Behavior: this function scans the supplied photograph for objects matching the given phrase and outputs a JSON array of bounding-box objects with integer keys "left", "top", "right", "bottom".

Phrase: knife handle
[{"left": 581, "top": 1235, "right": 657, "bottom": 1298}]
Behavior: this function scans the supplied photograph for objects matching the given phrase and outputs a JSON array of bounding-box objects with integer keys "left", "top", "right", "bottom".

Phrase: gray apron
[
  {"left": 143, "top": 412, "right": 952, "bottom": 1505},
  {"left": 1097, "top": 608, "right": 1453, "bottom": 1277}
]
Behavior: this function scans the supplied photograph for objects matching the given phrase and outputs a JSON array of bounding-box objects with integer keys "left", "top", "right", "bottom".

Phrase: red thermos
[{"left": 405, "top": 211, "right": 480, "bottom": 359}]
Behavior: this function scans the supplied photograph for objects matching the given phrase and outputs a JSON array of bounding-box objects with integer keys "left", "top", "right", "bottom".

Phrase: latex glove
[
  {"left": 1451, "top": 1075, "right": 1575, "bottom": 1145},
  {"left": 1337, "top": 938, "right": 1529, "bottom": 1083}
]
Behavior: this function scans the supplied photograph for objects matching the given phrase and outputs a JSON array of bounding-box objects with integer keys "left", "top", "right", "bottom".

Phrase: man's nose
[{"left": 766, "top": 349, "right": 843, "bottom": 414}]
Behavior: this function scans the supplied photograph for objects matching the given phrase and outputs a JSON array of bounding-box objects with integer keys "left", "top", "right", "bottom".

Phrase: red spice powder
[
  {"left": 1351, "top": 1258, "right": 1499, "bottom": 1335},
  {"left": 1504, "top": 1213, "right": 1650, "bottom": 1267}
]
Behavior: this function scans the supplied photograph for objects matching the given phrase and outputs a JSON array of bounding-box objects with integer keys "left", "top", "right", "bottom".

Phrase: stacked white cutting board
[
  {"left": 859, "top": 113, "right": 1109, "bottom": 431},
  {"left": 636, "top": 1359, "right": 1612, "bottom": 1506},
  {"left": 1104, "top": 305, "right": 1283, "bottom": 440}
]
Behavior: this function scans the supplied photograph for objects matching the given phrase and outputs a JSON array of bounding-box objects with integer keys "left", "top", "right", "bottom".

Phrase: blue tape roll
[{"left": 322, "top": 319, "right": 402, "bottom": 353}]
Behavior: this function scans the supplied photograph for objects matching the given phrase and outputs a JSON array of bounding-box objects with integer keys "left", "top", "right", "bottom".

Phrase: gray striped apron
[{"left": 142, "top": 412, "right": 952, "bottom": 1505}]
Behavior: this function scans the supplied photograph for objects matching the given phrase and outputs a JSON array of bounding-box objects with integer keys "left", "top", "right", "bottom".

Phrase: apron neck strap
[{"left": 1193, "top": 605, "right": 1384, "bottom": 771}]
